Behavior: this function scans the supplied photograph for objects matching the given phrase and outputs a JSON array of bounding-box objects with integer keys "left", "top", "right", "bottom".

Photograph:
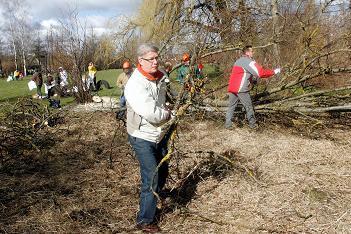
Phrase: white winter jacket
[{"left": 124, "top": 67, "right": 170, "bottom": 143}]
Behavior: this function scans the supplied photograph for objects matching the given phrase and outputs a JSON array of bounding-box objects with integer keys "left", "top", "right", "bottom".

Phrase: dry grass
[
  {"left": 0, "top": 110, "right": 350, "bottom": 233},
  {"left": 162, "top": 120, "right": 351, "bottom": 233}
]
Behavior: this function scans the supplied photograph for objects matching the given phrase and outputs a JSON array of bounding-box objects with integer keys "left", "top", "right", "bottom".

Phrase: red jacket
[{"left": 228, "top": 56, "right": 275, "bottom": 93}]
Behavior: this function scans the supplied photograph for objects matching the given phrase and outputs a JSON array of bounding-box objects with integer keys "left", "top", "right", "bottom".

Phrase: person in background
[
  {"left": 45, "top": 73, "right": 55, "bottom": 98},
  {"left": 164, "top": 62, "right": 173, "bottom": 77},
  {"left": 14, "top": 70, "right": 20, "bottom": 80},
  {"left": 88, "top": 62, "right": 97, "bottom": 91},
  {"left": 162, "top": 62, "right": 176, "bottom": 104},
  {"left": 196, "top": 62, "right": 204, "bottom": 79},
  {"left": 31, "top": 70, "right": 43, "bottom": 98},
  {"left": 124, "top": 43, "right": 172, "bottom": 233},
  {"left": 116, "top": 61, "right": 133, "bottom": 120},
  {"left": 58, "top": 67, "right": 68, "bottom": 88},
  {"left": 176, "top": 53, "right": 190, "bottom": 84},
  {"left": 177, "top": 53, "right": 203, "bottom": 84},
  {"left": 19, "top": 71, "right": 24, "bottom": 80},
  {"left": 225, "top": 45, "right": 281, "bottom": 129},
  {"left": 0, "top": 62, "right": 3, "bottom": 77}
]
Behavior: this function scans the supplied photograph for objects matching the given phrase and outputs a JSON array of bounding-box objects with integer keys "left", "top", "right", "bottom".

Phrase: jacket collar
[
  {"left": 243, "top": 54, "right": 253, "bottom": 59},
  {"left": 137, "top": 64, "right": 164, "bottom": 81}
]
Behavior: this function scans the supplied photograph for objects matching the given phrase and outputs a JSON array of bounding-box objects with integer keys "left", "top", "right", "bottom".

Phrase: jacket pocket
[{"left": 126, "top": 107, "right": 142, "bottom": 133}]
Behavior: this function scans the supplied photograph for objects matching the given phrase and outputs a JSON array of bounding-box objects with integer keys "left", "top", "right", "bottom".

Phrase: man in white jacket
[{"left": 124, "top": 43, "right": 171, "bottom": 233}]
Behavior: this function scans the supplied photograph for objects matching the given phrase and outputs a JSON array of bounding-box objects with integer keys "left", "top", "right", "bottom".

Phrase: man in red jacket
[{"left": 225, "top": 45, "right": 281, "bottom": 129}]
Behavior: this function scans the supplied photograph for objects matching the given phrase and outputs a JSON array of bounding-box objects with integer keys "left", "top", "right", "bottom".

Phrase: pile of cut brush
[
  {"left": 0, "top": 98, "right": 64, "bottom": 165},
  {"left": 199, "top": 84, "right": 351, "bottom": 129}
]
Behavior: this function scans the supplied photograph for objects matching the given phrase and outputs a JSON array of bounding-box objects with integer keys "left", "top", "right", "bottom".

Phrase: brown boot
[{"left": 136, "top": 223, "right": 161, "bottom": 233}]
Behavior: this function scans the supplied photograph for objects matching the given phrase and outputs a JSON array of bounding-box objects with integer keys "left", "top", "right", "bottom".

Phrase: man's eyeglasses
[{"left": 141, "top": 57, "right": 160, "bottom": 63}]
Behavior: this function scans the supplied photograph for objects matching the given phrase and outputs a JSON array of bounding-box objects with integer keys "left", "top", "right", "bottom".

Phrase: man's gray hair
[{"left": 137, "top": 43, "right": 159, "bottom": 57}]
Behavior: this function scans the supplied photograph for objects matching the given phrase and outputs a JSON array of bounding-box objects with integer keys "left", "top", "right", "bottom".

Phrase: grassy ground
[
  {"left": 0, "top": 69, "right": 123, "bottom": 106},
  {"left": 0, "top": 65, "right": 223, "bottom": 107},
  {"left": 0, "top": 77, "right": 34, "bottom": 102}
]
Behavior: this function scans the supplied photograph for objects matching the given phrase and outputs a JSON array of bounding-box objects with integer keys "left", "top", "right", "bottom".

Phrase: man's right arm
[{"left": 247, "top": 61, "right": 275, "bottom": 78}]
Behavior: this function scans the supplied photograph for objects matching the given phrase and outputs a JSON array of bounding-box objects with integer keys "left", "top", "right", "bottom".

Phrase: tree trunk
[
  {"left": 271, "top": 0, "right": 280, "bottom": 66},
  {"left": 9, "top": 22, "right": 18, "bottom": 70},
  {"left": 20, "top": 37, "right": 27, "bottom": 77}
]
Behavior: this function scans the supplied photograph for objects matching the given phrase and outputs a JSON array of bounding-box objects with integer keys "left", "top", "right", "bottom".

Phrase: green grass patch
[
  {"left": 95, "top": 69, "right": 121, "bottom": 97},
  {"left": 0, "top": 66, "right": 223, "bottom": 108},
  {"left": 0, "top": 76, "right": 34, "bottom": 102},
  {"left": 0, "top": 69, "right": 124, "bottom": 106}
]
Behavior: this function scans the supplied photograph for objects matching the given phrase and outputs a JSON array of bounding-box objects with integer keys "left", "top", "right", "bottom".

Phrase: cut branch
[{"left": 257, "top": 67, "right": 351, "bottom": 98}]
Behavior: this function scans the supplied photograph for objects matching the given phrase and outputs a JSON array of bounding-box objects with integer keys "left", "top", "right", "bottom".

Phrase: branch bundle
[{"left": 0, "top": 98, "right": 63, "bottom": 164}]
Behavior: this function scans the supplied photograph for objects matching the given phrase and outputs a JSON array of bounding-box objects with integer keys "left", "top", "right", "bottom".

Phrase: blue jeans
[
  {"left": 120, "top": 95, "right": 126, "bottom": 108},
  {"left": 128, "top": 135, "right": 169, "bottom": 225}
]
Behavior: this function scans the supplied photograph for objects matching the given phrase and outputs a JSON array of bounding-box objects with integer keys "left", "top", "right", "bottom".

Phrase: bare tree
[
  {"left": 54, "top": 8, "right": 98, "bottom": 103},
  {"left": 271, "top": 0, "right": 280, "bottom": 66},
  {"left": 118, "top": 0, "right": 351, "bottom": 116},
  {"left": 1, "top": 0, "right": 20, "bottom": 70},
  {"left": 0, "top": 0, "right": 36, "bottom": 76}
]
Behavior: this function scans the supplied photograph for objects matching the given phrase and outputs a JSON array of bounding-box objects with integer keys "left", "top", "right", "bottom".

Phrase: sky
[{"left": 1, "top": 0, "right": 142, "bottom": 36}]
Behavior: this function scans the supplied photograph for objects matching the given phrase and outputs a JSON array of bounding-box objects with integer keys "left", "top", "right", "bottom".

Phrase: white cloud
[
  {"left": 92, "top": 27, "right": 110, "bottom": 36},
  {"left": 0, "top": 14, "right": 5, "bottom": 28},
  {"left": 27, "top": 0, "right": 141, "bottom": 21},
  {"left": 84, "top": 15, "right": 108, "bottom": 28},
  {"left": 0, "top": 0, "right": 141, "bottom": 42},
  {"left": 40, "top": 19, "right": 60, "bottom": 30},
  {"left": 30, "top": 0, "right": 140, "bottom": 36},
  {"left": 80, "top": 15, "right": 112, "bottom": 35}
]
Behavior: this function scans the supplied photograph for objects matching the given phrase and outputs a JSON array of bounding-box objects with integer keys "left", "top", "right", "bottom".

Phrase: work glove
[
  {"left": 165, "top": 108, "right": 176, "bottom": 121},
  {"left": 171, "top": 110, "right": 177, "bottom": 120},
  {"left": 274, "top": 68, "right": 281, "bottom": 74},
  {"left": 164, "top": 110, "right": 176, "bottom": 124}
]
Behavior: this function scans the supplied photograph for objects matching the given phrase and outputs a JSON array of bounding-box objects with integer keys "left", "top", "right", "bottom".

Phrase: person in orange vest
[
  {"left": 177, "top": 53, "right": 203, "bottom": 84},
  {"left": 176, "top": 53, "right": 190, "bottom": 84}
]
